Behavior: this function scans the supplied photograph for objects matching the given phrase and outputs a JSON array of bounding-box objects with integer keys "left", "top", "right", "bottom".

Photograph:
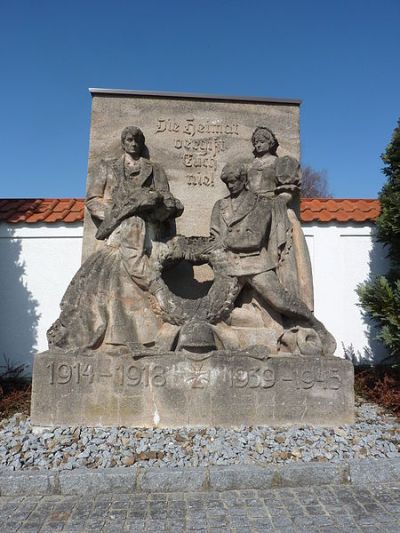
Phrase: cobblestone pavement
[{"left": 1, "top": 483, "right": 400, "bottom": 532}]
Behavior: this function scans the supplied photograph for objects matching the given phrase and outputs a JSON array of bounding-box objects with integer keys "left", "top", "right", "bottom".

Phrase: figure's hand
[
  {"left": 161, "top": 192, "right": 175, "bottom": 210},
  {"left": 167, "top": 235, "right": 187, "bottom": 256},
  {"left": 159, "top": 193, "right": 184, "bottom": 217},
  {"left": 86, "top": 198, "right": 107, "bottom": 221},
  {"left": 201, "top": 236, "right": 224, "bottom": 254},
  {"left": 136, "top": 189, "right": 162, "bottom": 208},
  {"left": 275, "top": 184, "right": 298, "bottom": 204},
  {"left": 210, "top": 249, "right": 231, "bottom": 273},
  {"left": 89, "top": 207, "right": 105, "bottom": 221}
]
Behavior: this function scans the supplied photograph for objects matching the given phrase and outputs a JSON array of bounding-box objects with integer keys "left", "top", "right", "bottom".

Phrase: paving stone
[
  {"left": 320, "top": 526, "right": 346, "bottom": 533},
  {"left": 0, "top": 481, "right": 399, "bottom": 531},
  {"left": 272, "top": 515, "right": 296, "bottom": 527},
  {"left": 123, "top": 519, "right": 145, "bottom": 532}
]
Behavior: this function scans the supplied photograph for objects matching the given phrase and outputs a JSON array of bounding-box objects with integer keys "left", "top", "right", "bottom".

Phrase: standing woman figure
[{"left": 247, "top": 126, "right": 314, "bottom": 311}]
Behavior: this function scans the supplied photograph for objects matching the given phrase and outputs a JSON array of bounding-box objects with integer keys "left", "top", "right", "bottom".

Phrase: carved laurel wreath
[{"left": 148, "top": 236, "right": 240, "bottom": 326}]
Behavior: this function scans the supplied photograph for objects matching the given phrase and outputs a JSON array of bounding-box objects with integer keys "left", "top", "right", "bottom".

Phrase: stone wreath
[{"left": 148, "top": 236, "right": 241, "bottom": 326}]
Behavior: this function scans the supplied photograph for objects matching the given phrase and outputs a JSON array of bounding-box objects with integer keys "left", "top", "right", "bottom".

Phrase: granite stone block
[
  {"left": 58, "top": 468, "right": 137, "bottom": 496},
  {"left": 31, "top": 351, "right": 354, "bottom": 428},
  {"left": 138, "top": 467, "right": 207, "bottom": 492}
]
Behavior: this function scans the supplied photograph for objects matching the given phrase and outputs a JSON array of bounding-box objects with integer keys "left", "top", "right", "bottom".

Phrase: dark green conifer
[{"left": 357, "top": 119, "right": 400, "bottom": 358}]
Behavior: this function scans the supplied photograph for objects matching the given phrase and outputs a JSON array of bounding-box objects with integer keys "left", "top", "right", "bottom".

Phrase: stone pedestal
[{"left": 31, "top": 351, "right": 354, "bottom": 428}]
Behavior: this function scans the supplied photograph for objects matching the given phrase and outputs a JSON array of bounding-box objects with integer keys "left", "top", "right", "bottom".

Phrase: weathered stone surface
[
  {"left": 350, "top": 457, "right": 400, "bottom": 484},
  {"left": 3, "top": 475, "right": 400, "bottom": 531},
  {"left": 208, "top": 463, "right": 348, "bottom": 491},
  {"left": 277, "top": 462, "right": 349, "bottom": 488},
  {"left": 0, "top": 470, "right": 59, "bottom": 496},
  {"left": 84, "top": 92, "right": 301, "bottom": 260},
  {"left": 31, "top": 90, "right": 347, "bottom": 429},
  {"left": 207, "top": 160, "right": 335, "bottom": 356},
  {"left": 138, "top": 466, "right": 207, "bottom": 492},
  {"left": 209, "top": 465, "right": 277, "bottom": 491},
  {"left": 47, "top": 125, "right": 184, "bottom": 354},
  {"left": 58, "top": 467, "right": 137, "bottom": 495},
  {"left": 31, "top": 350, "right": 354, "bottom": 428},
  {"left": 2, "top": 459, "right": 400, "bottom": 496}
]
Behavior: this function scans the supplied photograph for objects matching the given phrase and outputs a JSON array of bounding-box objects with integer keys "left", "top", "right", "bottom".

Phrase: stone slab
[
  {"left": 58, "top": 467, "right": 137, "bottom": 496},
  {"left": 83, "top": 91, "right": 300, "bottom": 262},
  {"left": 209, "top": 465, "right": 278, "bottom": 491},
  {"left": 1, "top": 459, "right": 400, "bottom": 496},
  {"left": 0, "top": 470, "right": 59, "bottom": 496},
  {"left": 350, "top": 457, "right": 400, "bottom": 484},
  {"left": 208, "top": 463, "right": 349, "bottom": 491},
  {"left": 31, "top": 350, "right": 354, "bottom": 428},
  {"left": 138, "top": 467, "right": 208, "bottom": 493},
  {"left": 277, "top": 462, "right": 350, "bottom": 487}
]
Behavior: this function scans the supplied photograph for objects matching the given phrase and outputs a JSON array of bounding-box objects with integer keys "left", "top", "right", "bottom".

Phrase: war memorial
[{"left": 31, "top": 90, "right": 354, "bottom": 428}]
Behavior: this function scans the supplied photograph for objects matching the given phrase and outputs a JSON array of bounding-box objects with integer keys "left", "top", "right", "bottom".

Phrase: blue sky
[{"left": 0, "top": 0, "right": 399, "bottom": 198}]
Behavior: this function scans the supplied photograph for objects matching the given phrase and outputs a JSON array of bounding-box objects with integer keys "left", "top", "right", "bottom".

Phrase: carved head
[
  {"left": 121, "top": 126, "right": 145, "bottom": 157},
  {"left": 251, "top": 126, "right": 279, "bottom": 156},
  {"left": 221, "top": 161, "right": 248, "bottom": 196}
]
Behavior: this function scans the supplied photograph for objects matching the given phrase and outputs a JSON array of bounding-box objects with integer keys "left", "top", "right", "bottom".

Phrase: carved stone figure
[
  {"left": 47, "top": 124, "right": 335, "bottom": 358},
  {"left": 247, "top": 126, "right": 314, "bottom": 310},
  {"left": 87, "top": 127, "right": 182, "bottom": 242},
  {"left": 209, "top": 161, "right": 336, "bottom": 356},
  {"left": 47, "top": 126, "right": 183, "bottom": 352}
]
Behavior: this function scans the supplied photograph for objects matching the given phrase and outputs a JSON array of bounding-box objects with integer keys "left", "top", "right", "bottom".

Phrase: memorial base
[{"left": 31, "top": 350, "right": 354, "bottom": 428}]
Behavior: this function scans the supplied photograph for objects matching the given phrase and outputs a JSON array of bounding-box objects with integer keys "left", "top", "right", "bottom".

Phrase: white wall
[
  {"left": 0, "top": 223, "right": 83, "bottom": 374},
  {"left": 0, "top": 220, "right": 389, "bottom": 374},
  {"left": 303, "top": 222, "right": 389, "bottom": 363}
]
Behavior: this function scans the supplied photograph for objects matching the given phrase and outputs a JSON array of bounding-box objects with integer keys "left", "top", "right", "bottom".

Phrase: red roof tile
[
  {"left": 300, "top": 198, "right": 380, "bottom": 223},
  {"left": 0, "top": 199, "right": 84, "bottom": 224},
  {"left": 0, "top": 198, "right": 380, "bottom": 224}
]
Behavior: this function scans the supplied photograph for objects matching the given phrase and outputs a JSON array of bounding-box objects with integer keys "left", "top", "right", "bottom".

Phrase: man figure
[
  {"left": 86, "top": 125, "right": 182, "bottom": 241},
  {"left": 209, "top": 161, "right": 336, "bottom": 356},
  {"left": 48, "top": 127, "right": 183, "bottom": 352}
]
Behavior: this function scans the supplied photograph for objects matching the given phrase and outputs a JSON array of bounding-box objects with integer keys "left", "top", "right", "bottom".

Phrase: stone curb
[{"left": 0, "top": 458, "right": 399, "bottom": 496}]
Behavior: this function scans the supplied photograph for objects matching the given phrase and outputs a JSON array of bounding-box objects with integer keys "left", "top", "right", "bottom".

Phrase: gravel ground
[{"left": 0, "top": 398, "right": 399, "bottom": 471}]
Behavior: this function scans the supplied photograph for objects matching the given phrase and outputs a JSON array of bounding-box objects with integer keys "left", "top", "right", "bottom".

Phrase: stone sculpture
[
  {"left": 247, "top": 126, "right": 314, "bottom": 311},
  {"left": 31, "top": 107, "right": 353, "bottom": 428},
  {"left": 208, "top": 160, "right": 335, "bottom": 356},
  {"left": 47, "top": 126, "right": 184, "bottom": 352},
  {"left": 47, "top": 126, "right": 335, "bottom": 357}
]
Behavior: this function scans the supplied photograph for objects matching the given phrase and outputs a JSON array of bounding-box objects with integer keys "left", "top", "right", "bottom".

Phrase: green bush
[{"left": 357, "top": 119, "right": 400, "bottom": 359}]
